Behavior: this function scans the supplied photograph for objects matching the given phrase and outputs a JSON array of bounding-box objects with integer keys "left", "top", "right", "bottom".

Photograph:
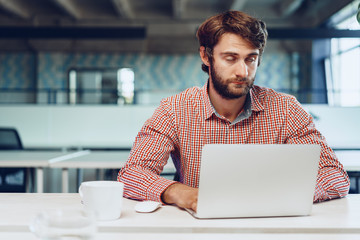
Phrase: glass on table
[{"left": 29, "top": 209, "right": 97, "bottom": 240}]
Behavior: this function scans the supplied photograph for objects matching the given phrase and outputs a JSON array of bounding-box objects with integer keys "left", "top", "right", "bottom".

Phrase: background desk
[
  {"left": 0, "top": 194, "right": 359, "bottom": 239},
  {"left": 0, "top": 150, "right": 88, "bottom": 193},
  {"left": 49, "top": 150, "right": 176, "bottom": 192},
  {"left": 2, "top": 149, "right": 356, "bottom": 194},
  {"left": 335, "top": 150, "right": 360, "bottom": 193},
  {"left": 50, "top": 149, "right": 359, "bottom": 193},
  {"left": 336, "top": 150, "right": 360, "bottom": 172}
]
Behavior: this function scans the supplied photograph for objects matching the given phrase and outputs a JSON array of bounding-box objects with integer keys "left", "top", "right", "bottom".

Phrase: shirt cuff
[{"left": 146, "top": 176, "right": 177, "bottom": 203}]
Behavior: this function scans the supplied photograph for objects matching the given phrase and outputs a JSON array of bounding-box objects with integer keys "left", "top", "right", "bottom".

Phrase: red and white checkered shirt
[{"left": 118, "top": 83, "right": 350, "bottom": 203}]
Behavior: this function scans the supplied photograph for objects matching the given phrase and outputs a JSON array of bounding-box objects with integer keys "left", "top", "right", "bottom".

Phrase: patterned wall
[
  {"left": 0, "top": 51, "right": 306, "bottom": 103},
  {"left": 0, "top": 53, "right": 35, "bottom": 89},
  {"left": 37, "top": 53, "right": 207, "bottom": 91}
]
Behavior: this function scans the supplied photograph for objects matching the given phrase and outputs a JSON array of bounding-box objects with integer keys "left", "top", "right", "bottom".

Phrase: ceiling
[{"left": 0, "top": 0, "right": 354, "bottom": 53}]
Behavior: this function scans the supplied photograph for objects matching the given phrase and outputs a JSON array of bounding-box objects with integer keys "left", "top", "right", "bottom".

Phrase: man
[{"left": 118, "top": 11, "right": 349, "bottom": 212}]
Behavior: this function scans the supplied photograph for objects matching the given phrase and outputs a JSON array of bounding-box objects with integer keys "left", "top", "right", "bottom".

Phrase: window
[
  {"left": 326, "top": 1, "right": 360, "bottom": 106},
  {"left": 68, "top": 68, "right": 135, "bottom": 105},
  {"left": 117, "top": 68, "right": 135, "bottom": 104}
]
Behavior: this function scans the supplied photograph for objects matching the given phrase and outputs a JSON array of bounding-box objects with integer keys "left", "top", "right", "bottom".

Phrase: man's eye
[
  {"left": 225, "top": 57, "right": 236, "bottom": 62},
  {"left": 246, "top": 57, "right": 256, "bottom": 63}
]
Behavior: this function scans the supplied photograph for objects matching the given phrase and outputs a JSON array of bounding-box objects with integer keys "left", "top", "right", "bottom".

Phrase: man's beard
[{"left": 210, "top": 62, "right": 254, "bottom": 100}]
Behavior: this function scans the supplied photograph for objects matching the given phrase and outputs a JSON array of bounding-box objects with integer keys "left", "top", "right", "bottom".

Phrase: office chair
[{"left": 0, "top": 127, "right": 28, "bottom": 192}]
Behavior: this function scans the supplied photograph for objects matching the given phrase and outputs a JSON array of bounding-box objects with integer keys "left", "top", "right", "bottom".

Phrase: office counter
[
  {"left": 50, "top": 149, "right": 359, "bottom": 193},
  {"left": 0, "top": 150, "right": 89, "bottom": 192},
  {"left": 1, "top": 149, "right": 359, "bottom": 194},
  {"left": 48, "top": 150, "right": 176, "bottom": 192},
  {"left": 0, "top": 193, "right": 359, "bottom": 239},
  {"left": 2, "top": 149, "right": 357, "bottom": 194},
  {"left": 336, "top": 150, "right": 360, "bottom": 193}
]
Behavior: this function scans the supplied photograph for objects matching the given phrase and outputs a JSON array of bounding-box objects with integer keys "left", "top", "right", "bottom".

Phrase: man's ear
[{"left": 199, "top": 46, "right": 210, "bottom": 67}]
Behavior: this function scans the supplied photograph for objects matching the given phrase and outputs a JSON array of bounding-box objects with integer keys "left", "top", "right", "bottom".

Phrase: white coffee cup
[{"left": 79, "top": 181, "right": 124, "bottom": 221}]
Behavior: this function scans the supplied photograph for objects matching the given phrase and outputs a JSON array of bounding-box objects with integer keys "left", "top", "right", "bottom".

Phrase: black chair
[{"left": 0, "top": 127, "right": 27, "bottom": 192}]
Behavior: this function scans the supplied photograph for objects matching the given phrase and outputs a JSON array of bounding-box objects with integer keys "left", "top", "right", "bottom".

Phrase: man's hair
[{"left": 196, "top": 11, "right": 268, "bottom": 73}]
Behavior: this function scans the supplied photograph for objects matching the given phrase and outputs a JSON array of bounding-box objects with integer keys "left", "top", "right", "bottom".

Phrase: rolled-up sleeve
[
  {"left": 285, "top": 98, "right": 350, "bottom": 202},
  {"left": 117, "top": 100, "right": 178, "bottom": 202}
]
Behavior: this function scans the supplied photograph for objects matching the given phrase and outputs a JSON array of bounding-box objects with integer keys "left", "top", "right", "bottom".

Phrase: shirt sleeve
[
  {"left": 117, "top": 100, "right": 178, "bottom": 203},
  {"left": 285, "top": 97, "right": 350, "bottom": 202}
]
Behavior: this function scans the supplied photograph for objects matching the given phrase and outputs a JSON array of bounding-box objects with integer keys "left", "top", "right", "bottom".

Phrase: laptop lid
[{"left": 193, "top": 144, "right": 320, "bottom": 219}]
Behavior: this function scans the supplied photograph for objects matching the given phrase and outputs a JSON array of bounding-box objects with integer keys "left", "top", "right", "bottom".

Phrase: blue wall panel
[
  {"left": 0, "top": 53, "right": 35, "bottom": 89},
  {"left": 1, "top": 51, "right": 302, "bottom": 103}
]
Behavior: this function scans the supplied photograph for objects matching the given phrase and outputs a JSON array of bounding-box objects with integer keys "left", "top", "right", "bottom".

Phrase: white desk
[
  {"left": 0, "top": 150, "right": 89, "bottom": 193},
  {"left": 335, "top": 150, "right": 360, "bottom": 193},
  {"left": 50, "top": 149, "right": 360, "bottom": 193},
  {"left": 335, "top": 150, "right": 360, "bottom": 172},
  {"left": 2, "top": 232, "right": 360, "bottom": 240},
  {"left": 49, "top": 151, "right": 131, "bottom": 169},
  {"left": 49, "top": 150, "right": 176, "bottom": 192},
  {"left": 0, "top": 194, "right": 359, "bottom": 239}
]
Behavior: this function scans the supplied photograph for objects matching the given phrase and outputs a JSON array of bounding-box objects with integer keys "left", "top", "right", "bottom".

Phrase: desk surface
[
  {"left": 1, "top": 149, "right": 356, "bottom": 171},
  {"left": 0, "top": 150, "right": 90, "bottom": 192},
  {"left": 1, "top": 232, "right": 360, "bottom": 240},
  {"left": 335, "top": 150, "right": 360, "bottom": 171},
  {"left": 48, "top": 149, "right": 359, "bottom": 171},
  {"left": 48, "top": 150, "right": 176, "bottom": 193},
  {"left": 0, "top": 150, "right": 71, "bottom": 167},
  {"left": 1, "top": 149, "right": 357, "bottom": 194},
  {"left": 49, "top": 150, "right": 176, "bottom": 173},
  {"left": 0, "top": 193, "right": 359, "bottom": 235},
  {"left": 49, "top": 151, "right": 130, "bottom": 169}
]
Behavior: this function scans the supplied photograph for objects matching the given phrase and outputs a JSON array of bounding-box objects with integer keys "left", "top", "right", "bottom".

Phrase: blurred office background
[
  {"left": 0, "top": 0, "right": 359, "bottom": 193},
  {"left": 0, "top": 0, "right": 359, "bottom": 106}
]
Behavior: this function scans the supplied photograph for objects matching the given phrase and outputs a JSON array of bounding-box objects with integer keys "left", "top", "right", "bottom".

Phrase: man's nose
[{"left": 235, "top": 61, "right": 248, "bottom": 78}]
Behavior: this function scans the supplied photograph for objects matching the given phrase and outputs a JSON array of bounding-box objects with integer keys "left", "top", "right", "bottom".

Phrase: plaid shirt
[{"left": 118, "top": 83, "right": 350, "bottom": 203}]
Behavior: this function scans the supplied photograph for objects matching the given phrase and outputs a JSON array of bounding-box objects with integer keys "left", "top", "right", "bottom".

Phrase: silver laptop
[{"left": 188, "top": 144, "right": 320, "bottom": 219}]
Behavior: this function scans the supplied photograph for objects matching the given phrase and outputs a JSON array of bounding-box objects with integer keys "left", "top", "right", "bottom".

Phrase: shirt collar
[
  {"left": 200, "top": 81, "right": 215, "bottom": 120},
  {"left": 249, "top": 86, "right": 264, "bottom": 112}
]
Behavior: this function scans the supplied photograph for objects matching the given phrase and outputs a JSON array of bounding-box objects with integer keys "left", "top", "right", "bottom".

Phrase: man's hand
[{"left": 161, "top": 183, "right": 198, "bottom": 212}]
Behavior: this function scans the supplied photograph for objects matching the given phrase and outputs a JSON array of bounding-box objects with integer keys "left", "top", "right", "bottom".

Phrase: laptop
[{"left": 187, "top": 144, "right": 320, "bottom": 219}]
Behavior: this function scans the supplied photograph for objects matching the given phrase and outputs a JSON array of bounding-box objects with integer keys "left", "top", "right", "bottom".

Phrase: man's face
[{"left": 208, "top": 33, "right": 259, "bottom": 99}]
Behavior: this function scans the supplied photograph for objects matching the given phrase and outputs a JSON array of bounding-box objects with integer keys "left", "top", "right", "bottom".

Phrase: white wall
[
  {"left": 1, "top": 104, "right": 359, "bottom": 150},
  {"left": 302, "top": 104, "right": 360, "bottom": 149},
  {"left": 0, "top": 105, "right": 157, "bottom": 149}
]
